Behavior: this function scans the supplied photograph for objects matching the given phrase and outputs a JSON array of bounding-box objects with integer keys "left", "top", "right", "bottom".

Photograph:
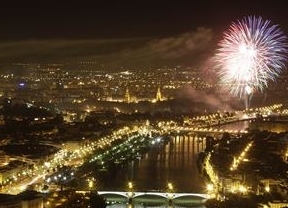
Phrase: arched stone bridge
[{"left": 97, "top": 191, "right": 209, "bottom": 200}]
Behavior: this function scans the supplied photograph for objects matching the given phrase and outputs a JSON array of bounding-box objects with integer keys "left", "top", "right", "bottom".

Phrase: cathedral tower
[{"left": 156, "top": 87, "right": 162, "bottom": 102}]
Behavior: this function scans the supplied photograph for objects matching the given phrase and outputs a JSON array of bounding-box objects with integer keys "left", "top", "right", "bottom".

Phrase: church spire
[
  {"left": 125, "top": 87, "right": 131, "bottom": 103},
  {"left": 156, "top": 87, "right": 162, "bottom": 102}
]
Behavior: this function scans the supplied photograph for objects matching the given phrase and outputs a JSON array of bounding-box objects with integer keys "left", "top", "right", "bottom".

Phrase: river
[
  {"left": 97, "top": 121, "right": 248, "bottom": 207},
  {"left": 95, "top": 134, "right": 207, "bottom": 208}
]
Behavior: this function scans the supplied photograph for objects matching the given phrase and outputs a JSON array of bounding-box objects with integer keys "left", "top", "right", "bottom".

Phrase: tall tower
[
  {"left": 124, "top": 87, "right": 131, "bottom": 103},
  {"left": 156, "top": 87, "right": 162, "bottom": 102}
]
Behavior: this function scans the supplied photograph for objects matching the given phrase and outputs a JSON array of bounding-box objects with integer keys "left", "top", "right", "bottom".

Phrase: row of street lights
[
  {"left": 86, "top": 180, "right": 174, "bottom": 193},
  {"left": 126, "top": 181, "right": 174, "bottom": 192}
]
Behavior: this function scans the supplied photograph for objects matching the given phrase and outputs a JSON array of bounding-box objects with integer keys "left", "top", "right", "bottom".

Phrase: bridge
[
  {"left": 171, "top": 126, "right": 248, "bottom": 134},
  {"left": 76, "top": 190, "right": 210, "bottom": 205},
  {"left": 97, "top": 191, "right": 209, "bottom": 200}
]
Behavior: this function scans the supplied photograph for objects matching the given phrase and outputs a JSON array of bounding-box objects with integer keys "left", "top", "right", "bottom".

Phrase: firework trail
[{"left": 215, "top": 16, "right": 288, "bottom": 106}]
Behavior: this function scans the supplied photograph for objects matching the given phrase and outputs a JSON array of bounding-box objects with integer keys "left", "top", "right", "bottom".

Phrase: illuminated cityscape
[{"left": 0, "top": 1, "right": 288, "bottom": 208}]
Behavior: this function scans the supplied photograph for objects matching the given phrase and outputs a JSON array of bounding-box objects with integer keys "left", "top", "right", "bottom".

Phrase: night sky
[
  {"left": 0, "top": 0, "right": 287, "bottom": 39},
  {"left": 0, "top": 0, "right": 287, "bottom": 66}
]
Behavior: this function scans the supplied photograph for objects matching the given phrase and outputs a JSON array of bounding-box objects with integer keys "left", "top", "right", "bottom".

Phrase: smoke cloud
[{"left": 0, "top": 27, "right": 215, "bottom": 68}]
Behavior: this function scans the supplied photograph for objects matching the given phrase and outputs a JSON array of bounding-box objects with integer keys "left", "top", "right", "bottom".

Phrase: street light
[
  {"left": 206, "top": 183, "right": 214, "bottom": 192},
  {"left": 127, "top": 181, "right": 134, "bottom": 204},
  {"left": 87, "top": 177, "right": 95, "bottom": 190},
  {"left": 167, "top": 182, "right": 173, "bottom": 192},
  {"left": 88, "top": 180, "right": 93, "bottom": 189},
  {"left": 167, "top": 182, "right": 174, "bottom": 206},
  {"left": 265, "top": 185, "right": 270, "bottom": 192},
  {"left": 128, "top": 181, "right": 133, "bottom": 190}
]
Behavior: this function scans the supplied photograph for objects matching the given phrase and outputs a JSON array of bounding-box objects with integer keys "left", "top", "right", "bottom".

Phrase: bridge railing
[{"left": 96, "top": 190, "right": 209, "bottom": 199}]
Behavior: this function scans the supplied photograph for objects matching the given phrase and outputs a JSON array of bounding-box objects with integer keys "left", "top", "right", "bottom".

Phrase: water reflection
[
  {"left": 129, "top": 135, "right": 207, "bottom": 192},
  {"left": 213, "top": 120, "right": 249, "bottom": 132},
  {"left": 102, "top": 134, "right": 207, "bottom": 207},
  {"left": 99, "top": 135, "right": 207, "bottom": 191},
  {"left": 102, "top": 122, "right": 248, "bottom": 207}
]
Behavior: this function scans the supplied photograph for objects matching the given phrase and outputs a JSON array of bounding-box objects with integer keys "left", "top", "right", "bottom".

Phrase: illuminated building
[
  {"left": 124, "top": 87, "right": 131, "bottom": 103},
  {"left": 156, "top": 87, "right": 162, "bottom": 102}
]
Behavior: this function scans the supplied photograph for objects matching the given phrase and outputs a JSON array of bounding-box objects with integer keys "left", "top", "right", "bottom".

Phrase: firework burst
[{"left": 215, "top": 16, "right": 288, "bottom": 99}]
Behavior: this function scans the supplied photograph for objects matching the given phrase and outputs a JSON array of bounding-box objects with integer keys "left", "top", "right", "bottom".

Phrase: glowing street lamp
[
  {"left": 167, "top": 182, "right": 174, "bottom": 206},
  {"left": 87, "top": 177, "right": 95, "bottom": 190},
  {"left": 127, "top": 181, "right": 134, "bottom": 204},
  {"left": 128, "top": 181, "right": 133, "bottom": 190},
  {"left": 239, "top": 185, "right": 247, "bottom": 193},
  {"left": 88, "top": 180, "right": 93, "bottom": 189},
  {"left": 206, "top": 183, "right": 214, "bottom": 192},
  {"left": 265, "top": 185, "right": 270, "bottom": 192},
  {"left": 167, "top": 182, "right": 173, "bottom": 192}
]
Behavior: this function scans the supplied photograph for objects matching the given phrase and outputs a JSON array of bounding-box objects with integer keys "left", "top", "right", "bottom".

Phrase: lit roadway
[
  {"left": 0, "top": 103, "right": 285, "bottom": 195},
  {"left": 0, "top": 124, "right": 154, "bottom": 194}
]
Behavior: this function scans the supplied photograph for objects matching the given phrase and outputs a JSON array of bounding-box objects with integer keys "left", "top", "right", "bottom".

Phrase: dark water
[
  {"left": 97, "top": 135, "right": 207, "bottom": 192},
  {"left": 100, "top": 121, "right": 249, "bottom": 192},
  {"left": 213, "top": 120, "right": 249, "bottom": 132},
  {"left": 102, "top": 122, "right": 248, "bottom": 207},
  {"left": 130, "top": 135, "right": 207, "bottom": 192},
  {"left": 99, "top": 134, "right": 207, "bottom": 208}
]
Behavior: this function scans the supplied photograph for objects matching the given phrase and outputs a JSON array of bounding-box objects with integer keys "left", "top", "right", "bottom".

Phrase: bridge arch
[
  {"left": 97, "top": 191, "right": 209, "bottom": 200},
  {"left": 98, "top": 191, "right": 128, "bottom": 198},
  {"left": 133, "top": 192, "right": 169, "bottom": 199},
  {"left": 172, "top": 193, "right": 209, "bottom": 199}
]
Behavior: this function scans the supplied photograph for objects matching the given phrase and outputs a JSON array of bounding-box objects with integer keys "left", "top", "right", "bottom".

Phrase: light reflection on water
[
  {"left": 213, "top": 120, "right": 249, "bottom": 132},
  {"left": 103, "top": 134, "right": 207, "bottom": 207},
  {"left": 98, "top": 135, "right": 207, "bottom": 191},
  {"left": 104, "top": 122, "right": 247, "bottom": 207},
  {"left": 128, "top": 135, "right": 207, "bottom": 192}
]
